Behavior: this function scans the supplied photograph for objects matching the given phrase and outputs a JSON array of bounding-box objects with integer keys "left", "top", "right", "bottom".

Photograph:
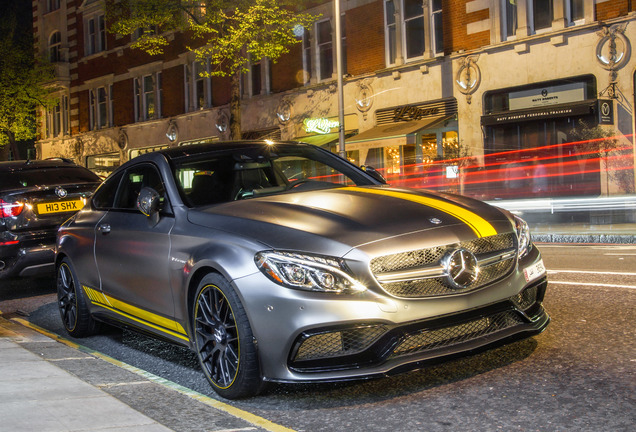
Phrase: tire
[
  {"left": 193, "top": 273, "right": 262, "bottom": 399},
  {"left": 56, "top": 258, "right": 98, "bottom": 337}
]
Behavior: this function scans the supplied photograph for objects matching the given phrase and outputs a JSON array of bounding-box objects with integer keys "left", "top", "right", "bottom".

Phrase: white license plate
[{"left": 523, "top": 259, "right": 546, "bottom": 283}]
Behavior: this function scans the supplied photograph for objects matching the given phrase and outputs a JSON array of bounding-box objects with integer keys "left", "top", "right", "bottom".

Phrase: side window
[
  {"left": 113, "top": 164, "right": 166, "bottom": 210},
  {"left": 92, "top": 171, "right": 123, "bottom": 209}
]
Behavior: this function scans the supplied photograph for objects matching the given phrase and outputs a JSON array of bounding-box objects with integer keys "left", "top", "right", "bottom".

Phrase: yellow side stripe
[
  {"left": 342, "top": 187, "right": 498, "bottom": 238},
  {"left": 83, "top": 286, "right": 189, "bottom": 342},
  {"left": 83, "top": 285, "right": 111, "bottom": 306}
]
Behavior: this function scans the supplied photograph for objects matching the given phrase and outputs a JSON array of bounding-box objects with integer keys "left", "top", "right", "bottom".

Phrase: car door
[{"left": 93, "top": 163, "right": 178, "bottom": 333}]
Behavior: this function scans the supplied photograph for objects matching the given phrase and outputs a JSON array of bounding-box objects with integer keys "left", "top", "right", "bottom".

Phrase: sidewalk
[{"left": 0, "top": 315, "right": 174, "bottom": 432}]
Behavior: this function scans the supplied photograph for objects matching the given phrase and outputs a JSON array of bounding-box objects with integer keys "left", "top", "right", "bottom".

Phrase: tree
[
  {"left": 0, "top": 0, "right": 55, "bottom": 161},
  {"left": 569, "top": 119, "right": 634, "bottom": 194},
  {"left": 106, "top": 0, "right": 319, "bottom": 139}
]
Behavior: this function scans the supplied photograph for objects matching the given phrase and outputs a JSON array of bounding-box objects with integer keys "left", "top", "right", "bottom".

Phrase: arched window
[{"left": 49, "top": 31, "right": 61, "bottom": 62}]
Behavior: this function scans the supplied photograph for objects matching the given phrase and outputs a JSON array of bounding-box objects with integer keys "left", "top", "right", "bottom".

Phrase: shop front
[
  {"left": 345, "top": 98, "right": 459, "bottom": 189},
  {"left": 477, "top": 75, "right": 629, "bottom": 199}
]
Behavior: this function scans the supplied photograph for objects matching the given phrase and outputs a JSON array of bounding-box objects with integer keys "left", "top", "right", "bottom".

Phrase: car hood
[{"left": 187, "top": 186, "right": 515, "bottom": 256}]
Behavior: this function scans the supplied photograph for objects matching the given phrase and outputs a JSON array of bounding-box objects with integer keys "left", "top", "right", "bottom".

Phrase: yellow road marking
[{"left": 12, "top": 318, "right": 296, "bottom": 432}]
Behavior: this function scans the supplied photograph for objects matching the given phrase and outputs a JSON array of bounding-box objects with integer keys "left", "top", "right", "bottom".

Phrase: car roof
[
  {"left": 0, "top": 158, "right": 82, "bottom": 172},
  {"left": 139, "top": 140, "right": 315, "bottom": 163}
]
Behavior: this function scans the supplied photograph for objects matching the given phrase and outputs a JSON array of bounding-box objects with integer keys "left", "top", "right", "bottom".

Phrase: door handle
[{"left": 98, "top": 224, "right": 111, "bottom": 234}]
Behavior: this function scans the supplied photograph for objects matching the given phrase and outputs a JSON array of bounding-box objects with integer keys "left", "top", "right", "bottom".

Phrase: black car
[{"left": 1, "top": 158, "right": 101, "bottom": 279}]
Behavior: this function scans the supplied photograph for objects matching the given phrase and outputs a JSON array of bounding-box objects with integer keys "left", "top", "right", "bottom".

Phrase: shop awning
[
  {"left": 297, "top": 132, "right": 358, "bottom": 147},
  {"left": 297, "top": 132, "right": 340, "bottom": 146},
  {"left": 346, "top": 116, "right": 452, "bottom": 144}
]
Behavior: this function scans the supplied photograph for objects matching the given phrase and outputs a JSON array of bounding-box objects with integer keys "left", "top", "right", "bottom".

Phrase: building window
[
  {"left": 62, "top": 94, "right": 69, "bottom": 136},
  {"left": 568, "top": 0, "right": 584, "bottom": 23},
  {"left": 195, "top": 61, "right": 209, "bottom": 109},
  {"left": 532, "top": 0, "right": 553, "bottom": 31},
  {"left": 502, "top": 0, "right": 517, "bottom": 40},
  {"left": 85, "top": 14, "right": 106, "bottom": 56},
  {"left": 134, "top": 73, "right": 162, "bottom": 122},
  {"left": 45, "top": 97, "right": 66, "bottom": 139},
  {"left": 89, "top": 86, "right": 112, "bottom": 130},
  {"left": 185, "top": 60, "right": 212, "bottom": 111},
  {"left": 302, "top": 28, "right": 312, "bottom": 85},
  {"left": 385, "top": 0, "right": 398, "bottom": 64},
  {"left": 47, "top": 0, "right": 60, "bottom": 13},
  {"left": 385, "top": 0, "right": 438, "bottom": 65},
  {"left": 251, "top": 60, "right": 262, "bottom": 96},
  {"left": 430, "top": 0, "right": 443, "bottom": 55},
  {"left": 315, "top": 16, "right": 346, "bottom": 81},
  {"left": 53, "top": 100, "right": 61, "bottom": 137},
  {"left": 132, "top": 26, "right": 158, "bottom": 42},
  {"left": 49, "top": 31, "right": 61, "bottom": 62},
  {"left": 242, "top": 57, "right": 271, "bottom": 98},
  {"left": 403, "top": 0, "right": 425, "bottom": 58},
  {"left": 317, "top": 19, "right": 333, "bottom": 81}
]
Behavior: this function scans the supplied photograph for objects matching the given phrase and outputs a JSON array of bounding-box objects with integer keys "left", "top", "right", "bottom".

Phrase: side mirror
[
  {"left": 361, "top": 165, "right": 387, "bottom": 184},
  {"left": 137, "top": 187, "right": 161, "bottom": 224}
]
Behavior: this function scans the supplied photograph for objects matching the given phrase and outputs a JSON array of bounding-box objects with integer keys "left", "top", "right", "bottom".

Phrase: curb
[{"left": 533, "top": 233, "right": 636, "bottom": 244}]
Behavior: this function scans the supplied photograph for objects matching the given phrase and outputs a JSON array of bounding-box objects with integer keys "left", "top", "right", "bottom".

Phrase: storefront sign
[
  {"left": 446, "top": 165, "right": 459, "bottom": 179},
  {"left": 393, "top": 105, "right": 440, "bottom": 122},
  {"left": 509, "top": 82, "right": 586, "bottom": 110},
  {"left": 481, "top": 102, "right": 594, "bottom": 126},
  {"left": 303, "top": 118, "right": 340, "bottom": 135},
  {"left": 375, "top": 98, "right": 457, "bottom": 126},
  {"left": 597, "top": 99, "right": 614, "bottom": 125}
]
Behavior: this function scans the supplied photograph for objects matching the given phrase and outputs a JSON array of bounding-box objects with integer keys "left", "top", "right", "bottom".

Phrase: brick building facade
[{"left": 33, "top": 0, "right": 636, "bottom": 198}]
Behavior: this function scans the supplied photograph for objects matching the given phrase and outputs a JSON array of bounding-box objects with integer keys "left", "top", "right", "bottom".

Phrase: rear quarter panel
[{"left": 57, "top": 209, "right": 104, "bottom": 291}]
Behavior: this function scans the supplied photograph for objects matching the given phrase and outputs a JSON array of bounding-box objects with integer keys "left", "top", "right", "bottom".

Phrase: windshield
[
  {"left": 0, "top": 166, "right": 101, "bottom": 191},
  {"left": 172, "top": 144, "right": 376, "bottom": 207}
]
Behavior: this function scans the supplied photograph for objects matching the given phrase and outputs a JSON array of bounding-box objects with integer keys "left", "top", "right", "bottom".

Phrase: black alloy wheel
[
  {"left": 56, "top": 258, "right": 97, "bottom": 337},
  {"left": 193, "top": 273, "right": 262, "bottom": 399}
]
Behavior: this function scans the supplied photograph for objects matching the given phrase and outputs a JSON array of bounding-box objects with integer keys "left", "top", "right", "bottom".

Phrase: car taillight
[{"left": 0, "top": 199, "right": 24, "bottom": 218}]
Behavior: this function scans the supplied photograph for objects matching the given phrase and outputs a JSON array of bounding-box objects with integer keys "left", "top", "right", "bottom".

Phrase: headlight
[
  {"left": 255, "top": 251, "right": 366, "bottom": 294},
  {"left": 514, "top": 215, "right": 532, "bottom": 258}
]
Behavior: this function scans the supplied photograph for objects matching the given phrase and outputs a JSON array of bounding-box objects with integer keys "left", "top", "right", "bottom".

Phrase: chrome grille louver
[{"left": 370, "top": 233, "right": 517, "bottom": 298}]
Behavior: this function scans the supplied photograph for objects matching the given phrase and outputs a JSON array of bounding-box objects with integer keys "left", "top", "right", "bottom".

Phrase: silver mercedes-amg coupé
[{"left": 56, "top": 141, "right": 549, "bottom": 399}]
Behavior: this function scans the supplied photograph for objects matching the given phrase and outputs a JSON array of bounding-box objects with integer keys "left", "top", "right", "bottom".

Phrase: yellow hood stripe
[{"left": 342, "top": 187, "right": 498, "bottom": 238}]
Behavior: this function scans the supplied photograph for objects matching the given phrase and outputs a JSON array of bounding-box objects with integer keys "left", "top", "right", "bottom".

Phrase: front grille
[
  {"left": 390, "top": 311, "right": 524, "bottom": 357},
  {"left": 293, "top": 325, "right": 387, "bottom": 362},
  {"left": 371, "top": 233, "right": 516, "bottom": 298}
]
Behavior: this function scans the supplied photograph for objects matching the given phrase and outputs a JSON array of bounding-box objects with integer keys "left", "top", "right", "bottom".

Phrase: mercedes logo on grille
[
  {"left": 444, "top": 249, "right": 479, "bottom": 289},
  {"left": 55, "top": 186, "right": 68, "bottom": 198}
]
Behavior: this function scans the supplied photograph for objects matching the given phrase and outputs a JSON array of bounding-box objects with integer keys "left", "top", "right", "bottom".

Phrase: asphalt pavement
[{"left": 0, "top": 222, "right": 634, "bottom": 432}]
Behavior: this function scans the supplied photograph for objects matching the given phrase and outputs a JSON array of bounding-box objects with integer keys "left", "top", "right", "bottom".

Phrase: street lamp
[{"left": 334, "top": 0, "right": 346, "bottom": 159}]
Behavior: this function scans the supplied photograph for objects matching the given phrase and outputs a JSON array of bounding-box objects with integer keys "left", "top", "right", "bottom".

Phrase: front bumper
[
  {"left": 286, "top": 278, "right": 548, "bottom": 379},
  {"left": 234, "top": 246, "right": 549, "bottom": 383}
]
